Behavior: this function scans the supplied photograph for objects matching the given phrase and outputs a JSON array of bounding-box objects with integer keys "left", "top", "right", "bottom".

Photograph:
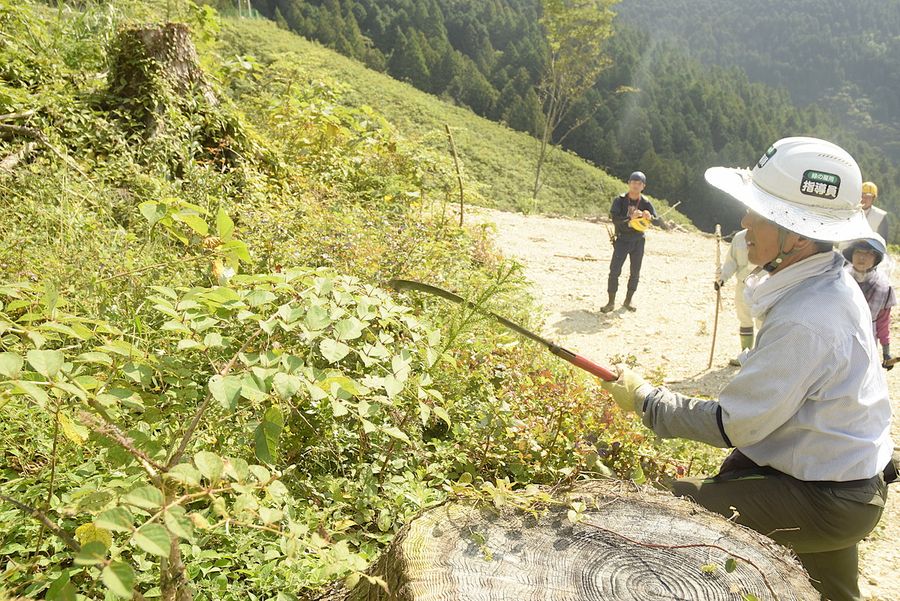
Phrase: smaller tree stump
[{"left": 346, "top": 481, "right": 819, "bottom": 600}]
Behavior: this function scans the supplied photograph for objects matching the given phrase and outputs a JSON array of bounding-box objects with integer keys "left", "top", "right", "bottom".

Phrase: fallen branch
[
  {"left": 0, "top": 122, "right": 88, "bottom": 178},
  {"left": 0, "top": 109, "right": 37, "bottom": 122},
  {"left": 79, "top": 411, "right": 165, "bottom": 477},
  {"left": 95, "top": 254, "right": 208, "bottom": 283},
  {"left": 0, "top": 493, "right": 81, "bottom": 552},
  {"left": 0, "top": 142, "right": 39, "bottom": 172},
  {"left": 553, "top": 253, "right": 598, "bottom": 262}
]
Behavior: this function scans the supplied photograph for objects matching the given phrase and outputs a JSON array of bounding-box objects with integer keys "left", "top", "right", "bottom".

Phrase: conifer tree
[{"left": 388, "top": 28, "right": 431, "bottom": 89}]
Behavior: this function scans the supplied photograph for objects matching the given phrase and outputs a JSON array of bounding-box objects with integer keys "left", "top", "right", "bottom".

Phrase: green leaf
[
  {"left": 418, "top": 401, "right": 431, "bottom": 424},
  {"left": 177, "top": 339, "right": 203, "bottom": 351},
  {"left": 209, "top": 374, "right": 242, "bottom": 411},
  {"left": 12, "top": 380, "right": 49, "bottom": 407},
  {"left": 331, "top": 399, "right": 349, "bottom": 417},
  {"left": 123, "top": 485, "right": 163, "bottom": 510},
  {"left": 725, "top": 558, "right": 737, "bottom": 573},
  {"left": 163, "top": 506, "right": 194, "bottom": 541},
  {"left": 59, "top": 413, "right": 88, "bottom": 445},
  {"left": 433, "top": 405, "right": 451, "bottom": 426},
  {"left": 47, "top": 571, "right": 76, "bottom": 601},
  {"left": 334, "top": 317, "right": 365, "bottom": 341},
  {"left": 630, "top": 463, "right": 646, "bottom": 485},
  {"left": 224, "top": 457, "right": 249, "bottom": 481},
  {"left": 0, "top": 352, "right": 23, "bottom": 377},
  {"left": 123, "top": 362, "right": 153, "bottom": 387},
  {"left": 320, "top": 338, "right": 351, "bottom": 363},
  {"left": 26, "top": 349, "right": 64, "bottom": 378},
  {"left": 382, "top": 426, "right": 410, "bottom": 444},
  {"left": 258, "top": 507, "right": 283, "bottom": 525},
  {"left": 254, "top": 406, "right": 283, "bottom": 464},
  {"left": 75, "top": 351, "right": 113, "bottom": 366},
  {"left": 172, "top": 211, "right": 209, "bottom": 236},
  {"left": 96, "top": 506, "right": 134, "bottom": 533},
  {"left": 102, "top": 561, "right": 135, "bottom": 598},
  {"left": 240, "top": 372, "right": 269, "bottom": 402},
  {"left": 221, "top": 239, "right": 251, "bottom": 263},
  {"left": 304, "top": 305, "right": 331, "bottom": 330},
  {"left": 215, "top": 208, "right": 235, "bottom": 241},
  {"left": 139, "top": 201, "right": 167, "bottom": 227},
  {"left": 149, "top": 285, "right": 178, "bottom": 299},
  {"left": 277, "top": 303, "right": 304, "bottom": 324},
  {"left": 167, "top": 463, "right": 202, "bottom": 487},
  {"left": 194, "top": 451, "right": 224, "bottom": 483},
  {"left": 133, "top": 523, "right": 171, "bottom": 557},
  {"left": 245, "top": 289, "right": 276, "bottom": 308},
  {"left": 383, "top": 374, "right": 404, "bottom": 398},
  {"left": 74, "top": 541, "right": 108, "bottom": 565},
  {"left": 203, "top": 332, "right": 224, "bottom": 348},
  {"left": 272, "top": 372, "right": 302, "bottom": 400}
]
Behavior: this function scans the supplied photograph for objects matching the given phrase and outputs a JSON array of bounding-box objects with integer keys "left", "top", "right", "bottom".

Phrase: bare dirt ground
[{"left": 472, "top": 206, "right": 900, "bottom": 601}]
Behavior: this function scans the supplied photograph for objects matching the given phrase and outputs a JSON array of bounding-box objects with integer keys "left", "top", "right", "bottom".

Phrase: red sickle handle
[
  {"left": 550, "top": 347, "right": 617, "bottom": 381},
  {"left": 569, "top": 354, "right": 617, "bottom": 381}
]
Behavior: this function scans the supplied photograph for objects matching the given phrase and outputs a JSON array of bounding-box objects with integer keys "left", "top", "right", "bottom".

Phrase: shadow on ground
[
  {"left": 551, "top": 307, "right": 641, "bottom": 336},
  {"left": 664, "top": 364, "right": 739, "bottom": 398}
]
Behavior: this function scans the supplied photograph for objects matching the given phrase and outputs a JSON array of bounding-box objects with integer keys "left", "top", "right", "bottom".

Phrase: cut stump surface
[{"left": 347, "top": 481, "right": 818, "bottom": 600}]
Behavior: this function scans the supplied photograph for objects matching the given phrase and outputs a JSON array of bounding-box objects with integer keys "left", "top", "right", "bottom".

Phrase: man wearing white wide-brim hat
[{"left": 600, "top": 137, "right": 893, "bottom": 601}]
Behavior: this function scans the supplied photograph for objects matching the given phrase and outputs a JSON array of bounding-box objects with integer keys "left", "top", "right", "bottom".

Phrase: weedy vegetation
[{"left": 0, "top": 1, "right": 719, "bottom": 599}]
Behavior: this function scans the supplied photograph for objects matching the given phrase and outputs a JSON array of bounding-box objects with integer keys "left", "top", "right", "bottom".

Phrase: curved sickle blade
[{"left": 387, "top": 279, "right": 616, "bottom": 381}]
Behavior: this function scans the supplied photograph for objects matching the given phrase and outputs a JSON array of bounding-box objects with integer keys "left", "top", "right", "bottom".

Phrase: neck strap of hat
[{"left": 763, "top": 228, "right": 798, "bottom": 273}]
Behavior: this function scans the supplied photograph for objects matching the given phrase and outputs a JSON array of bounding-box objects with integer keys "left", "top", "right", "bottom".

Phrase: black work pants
[{"left": 607, "top": 235, "right": 645, "bottom": 296}]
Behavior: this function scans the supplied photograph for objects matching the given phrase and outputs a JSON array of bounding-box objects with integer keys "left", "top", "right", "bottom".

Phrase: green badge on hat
[
  {"left": 800, "top": 170, "right": 841, "bottom": 199},
  {"left": 757, "top": 145, "right": 777, "bottom": 169}
]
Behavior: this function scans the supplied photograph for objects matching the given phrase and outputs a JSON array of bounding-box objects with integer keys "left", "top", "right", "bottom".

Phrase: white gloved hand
[{"left": 600, "top": 365, "right": 654, "bottom": 413}]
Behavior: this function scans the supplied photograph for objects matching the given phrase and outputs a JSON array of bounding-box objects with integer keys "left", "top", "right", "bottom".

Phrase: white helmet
[{"left": 705, "top": 137, "right": 869, "bottom": 242}]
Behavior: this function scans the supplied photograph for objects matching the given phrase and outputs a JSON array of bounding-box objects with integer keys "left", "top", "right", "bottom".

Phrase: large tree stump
[
  {"left": 107, "top": 22, "right": 217, "bottom": 136},
  {"left": 346, "top": 481, "right": 818, "bottom": 600}
]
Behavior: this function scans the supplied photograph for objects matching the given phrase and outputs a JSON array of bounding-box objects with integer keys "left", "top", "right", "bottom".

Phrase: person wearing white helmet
[
  {"left": 600, "top": 137, "right": 893, "bottom": 601},
  {"left": 843, "top": 235, "right": 896, "bottom": 370}
]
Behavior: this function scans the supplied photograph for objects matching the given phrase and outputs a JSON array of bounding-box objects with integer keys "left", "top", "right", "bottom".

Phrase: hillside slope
[{"left": 222, "top": 17, "right": 688, "bottom": 224}]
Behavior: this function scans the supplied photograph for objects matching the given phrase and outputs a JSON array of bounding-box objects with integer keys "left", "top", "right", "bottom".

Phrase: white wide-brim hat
[{"left": 705, "top": 137, "right": 872, "bottom": 243}]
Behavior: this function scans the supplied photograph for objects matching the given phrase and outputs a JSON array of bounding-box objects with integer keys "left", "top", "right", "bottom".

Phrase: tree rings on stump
[{"left": 346, "top": 480, "right": 818, "bottom": 600}]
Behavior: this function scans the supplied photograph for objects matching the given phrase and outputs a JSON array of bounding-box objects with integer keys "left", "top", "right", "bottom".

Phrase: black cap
[{"left": 628, "top": 171, "right": 646, "bottom": 184}]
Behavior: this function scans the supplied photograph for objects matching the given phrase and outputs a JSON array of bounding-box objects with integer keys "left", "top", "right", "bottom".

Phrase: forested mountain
[
  {"left": 248, "top": 0, "right": 900, "bottom": 238},
  {"left": 615, "top": 0, "right": 900, "bottom": 161}
]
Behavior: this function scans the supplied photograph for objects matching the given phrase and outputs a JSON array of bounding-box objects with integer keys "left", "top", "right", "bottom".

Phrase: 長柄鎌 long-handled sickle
[{"left": 388, "top": 279, "right": 616, "bottom": 382}]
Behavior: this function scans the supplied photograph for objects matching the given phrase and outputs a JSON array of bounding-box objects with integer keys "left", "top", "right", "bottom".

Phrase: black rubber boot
[
  {"left": 623, "top": 293, "right": 636, "bottom": 312},
  {"left": 600, "top": 294, "right": 615, "bottom": 313}
]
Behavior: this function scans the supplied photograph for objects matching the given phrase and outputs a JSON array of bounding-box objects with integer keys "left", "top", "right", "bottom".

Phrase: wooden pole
[
  {"left": 708, "top": 224, "right": 722, "bottom": 369},
  {"left": 444, "top": 124, "right": 464, "bottom": 227}
]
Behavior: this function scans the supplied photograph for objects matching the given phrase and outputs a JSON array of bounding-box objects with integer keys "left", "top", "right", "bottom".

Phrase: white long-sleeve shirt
[
  {"left": 720, "top": 229, "right": 753, "bottom": 284},
  {"left": 642, "top": 251, "right": 893, "bottom": 481}
]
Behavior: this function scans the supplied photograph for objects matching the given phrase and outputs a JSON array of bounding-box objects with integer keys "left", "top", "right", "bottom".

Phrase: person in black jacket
[{"left": 601, "top": 171, "right": 657, "bottom": 312}]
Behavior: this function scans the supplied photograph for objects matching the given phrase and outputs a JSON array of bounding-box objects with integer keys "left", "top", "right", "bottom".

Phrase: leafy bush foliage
[{"left": 0, "top": 1, "right": 721, "bottom": 598}]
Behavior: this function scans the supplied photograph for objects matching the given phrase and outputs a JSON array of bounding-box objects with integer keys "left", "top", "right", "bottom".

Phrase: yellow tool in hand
[{"left": 628, "top": 216, "right": 652, "bottom": 232}]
